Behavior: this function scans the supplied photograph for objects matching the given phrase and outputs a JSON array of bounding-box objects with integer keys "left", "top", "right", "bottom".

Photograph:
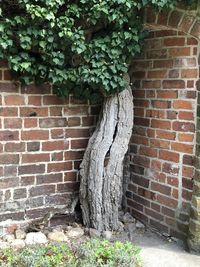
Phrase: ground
[{"left": 131, "top": 229, "right": 200, "bottom": 267}]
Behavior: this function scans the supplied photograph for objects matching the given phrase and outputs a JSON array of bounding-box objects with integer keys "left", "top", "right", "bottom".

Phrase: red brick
[
  {"left": 146, "top": 49, "right": 167, "bottom": 59},
  {"left": 43, "top": 95, "right": 68, "bottom": 105},
  {"left": 82, "top": 117, "right": 94, "bottom": 127},
  {"left": 171, "top": 142, "right": 193, "bottom": 154},
  {"left": 39, "top": 118, "right": 67, "bottom": 128},
  {"left": 178, "top": 133, "right": 194, "bottom": 142},
  {"left": 64, "top": 172, "right": 77, "bottom": 182},
  {"left": 153, "top": 60, "right": 173, "bottom": 69},
  {"left": 5, "top": 142, "right": 25, "bottom": 152},
  {"left": 24, "top": 118, "right": 38, "bottom": 128},
  {"left": 134, "top": 118, "right": 150, "bottom": 127},
  {"left": 147, "top": 70, "right": 167, "bottom": 79},
  {"left": 190, "top": 19, "right": 200, "bottom": 38},
  {"left": 0, "top": 83, "right": 19, "bottom": 93},
  {"left": 163, "top": 80, "right": 185, "bottom": 89},
  {"left": 0, "top": 154, "right": 19, "bottom": 164},
  {"left": 142, "top": 80, "right": 161, "bottom": 89},
  {"left": 4, "top": 95, "right": 24, "bottom": 105},
  {"left": 0, "top": 130, "right": 19, "bottom": 141},
  {"left": 178, "top": 111, "right": 194, "bottom": 120},
  {"left": 28, "top": 96, "right": 42, "bottom": 106},
  {"left": 187, "top": 37, "right": 198, "bottom": 45},
  {"left": 151, "top": 182, "right": 171, "bottom": 196},
  {"left": 21, "top": 130, "right": 49, "bottom": 140},
  {"left": 36, "top": 173, "right": 63, "bottom": 185},
  {"left": 151, "top": 202, "right": 161, "bottom": 212},
  {"left": 51, "top": 129, "right": 64, "bottom": 139},
  {"left": 138, "top": 188, "right": 156, "bottom": 200},
  {"left": 4, "top": 118, "right": 22, "bottom": 129},
  {"left": 21, "top": 84, "right": 51, "bottom": 94},
  {"left": 183, "top": 155, "right": 194, "bottom": 166},
  {"left": 162, "top": 162, "right": 179, "bottom": 175},
  {"left": 182, "top": 189, "right": 192, "bottom": 201},
  {"left": 18, "top": 164, "right": 45, "bottom": 175},
  {"left": 131, "top": 135, "right": 148, "bottom": 146},
  {"left": 172, "top": 121, "right": 195, "bottom": 132},
  {"left": 151, "top": 160, "right": 161, "bottom": 171},
  {"left": 68, "top": 117, "right": 81, "bottom": 127},
  {"left": 146, "top": 109, "right": 165, "bottom": 119},
  {"left": 151, "top": 119, "right": 171, "bottom": 130},
  {"left": 42, "top": 141, "right": 68, "bottom": 151},
  {"left": 49, "top": 107, "right": 62, "bottom": 116},
  {"left": 181, "top": 69, "right": 198, "bottom": 78},
  {"left": 147, "top": 129, "right": 155, "bottom": 138},
  {"left": 57, "top": 182, "right": 79, "bottom": 193},
  {"left": 139, "top": 146, "right": 157, "bottom": 157},
  {"left": 20, "top": 176, "right": 35, "bottom": 186},
  {"left": 182, "top": 166, "right": 194, "bottom": 179},
  {"left": 145, "top": 208, "right": 164, "bottom": 221},
  {"left": 157, "top": 90, "right": 177, "bottom": 99},
  {"left": 169, "top": 48, "right": 190, "bottom": 57},
  {"left": 71, "top": 139, "right": 89, "bottom": 149},
  {"left": 47, "top": 162, "right": 72, "bottom": 173},
  {"left": 164, "top": 38, "right": 185, "bottom": 46},
  {"left": 22, "top": 153, "right": 50, "bottom": 163},
  {"left": 0, "top": 177, "right": 19, "bottom": 189},
  {"left": 182, "top": 177, "right": 193, "bottom": 190},
  {"left": 29, "top": 185, "right": 55, "bottom": 197},
  {"left": 20, "top": 107, "right": 48, "bottom": 117},
  {"left": 159, "top": 150, "right": 179, "bottom": 163},
  {"left": 63, "top": 106, "right": 89, "bottom": 116},
  {"left": 168, "top": 10, "right": 183, "bottom": 27},
  {"left": 157, "top": 194, "right": 178, "bottom": 208},
  {"left": 162, "top": 206, "right": 175, "bottom": 218},
  {"left": 0, "top": 107, "right": 18, "bottom": 117},
  {"left": 168, "top": 69, "right": 179, "bottom": 78},
  {"left": 133, "top": 155, "right": 150, "bottom": 168},
  {"left": 133, "top": 90, "right": 145, "bottom": 98},
  {"left": 150, "top": 139, "right": 169, "bottom": 149},
  {"left": 179, "top": 15, "right": 195, "bottom": 33},
  {"left": 134, "top": 108, "right": 145, "bottom": 117},
  {"left": 156, "top": 130, "right": 176, "bottom": 140},
  {"left": 51, "top": 152, "right": 63, "bottom": 161},
  {"left": 134, "top": 99, "right": 149, "bottom": 107},
  {"left": 167, "top": 111, "right": 177, "bottom": 119},
  {"left": 152, "top": 100, "right": 171, "bottom": 109},
  {"left": 65, "top": 128, "right": 90, "bottom": 138},
  {"left": 167, "top": 176, "right": 178, "bottom": 187}
]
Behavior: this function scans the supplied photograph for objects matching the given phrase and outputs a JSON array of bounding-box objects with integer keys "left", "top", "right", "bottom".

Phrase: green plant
[
  {"left": 0, "top": 0, "right": 176, "bottom": 101},
  {"left": 0, "top": 239, "right": 141, "bottom": 267}
]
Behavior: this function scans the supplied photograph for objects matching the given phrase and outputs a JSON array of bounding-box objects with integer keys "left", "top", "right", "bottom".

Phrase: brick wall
[
  {"left": 0, "top": 61, "right": 98, "bottom": 225},
  {"left": 127, "top": 29, "right": 199, "bottom": 239}
]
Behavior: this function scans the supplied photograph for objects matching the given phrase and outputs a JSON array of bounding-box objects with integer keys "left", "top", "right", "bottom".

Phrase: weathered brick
[
  {"left": 29, "top": 185, "right": 55, "bottom": 197},
  {"left": 39, "top": 118, "right": 67, "bottom": 128},
  {"left": 131, "top": 174, "right": 149, "bottom": 188},
  {"left": 0, "top": 130, "right": 19, "bottom": 141},
  {"left": 159, "top": 150, "right": 179, "bottom": 163},
  {"left": 47, "top": 162, "right": 72, "bottom": 173},
  {"left": 18, "top": 164, "right": 45, "bottom": 175},
  {"left": 22, "top": 153, "right": 50, "bottom": 163},
  {"left": 151, "top": 119, "right": 171, "bottom": 130},
  {"left": 36, "top": 173, "right": 63, "bottom": 185},
  {"left": 20, "top": 107, "right": 48, "bottom": 117},
  {"left": 162, "top": 162, "right": 179, "bottom": 176},
  {"left": 157, "top": 194, "right": 178, "bottom": 209},
  {"left": 4, "top": 118, "right": 22, "bottom": 129},
  {"left": 21, "top": 130, "right": 49, "bottom": 140},
  {"left": 0, "top": 154, "right": 19, "bottom": 164},
  {"left": 171, "top": 142, "right": 193, "bottom": 154},
  {"left": 4, "top": 95, "right": 25, "bottom": 106},
  {"left": 42, "top": 141, "right": 67, "bottom": 151},
  {"left": 172, "top": 122, "right": 195, "bottom": 132},
  {"left": 151, "top": 182, "right": 171, "bottom": 196},
  {"left": 5, "top": 142, "right": 25, "bottom": 152}
]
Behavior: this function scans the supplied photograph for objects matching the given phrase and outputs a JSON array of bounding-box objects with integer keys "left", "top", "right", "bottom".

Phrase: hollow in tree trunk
[{"left": 80, "top": 76, "right": 133, "bottom": 232}]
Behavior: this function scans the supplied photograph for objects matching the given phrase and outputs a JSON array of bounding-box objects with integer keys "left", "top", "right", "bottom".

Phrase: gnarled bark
[{"left": 80, "top": 79, "right": 133, "bottom": 231}]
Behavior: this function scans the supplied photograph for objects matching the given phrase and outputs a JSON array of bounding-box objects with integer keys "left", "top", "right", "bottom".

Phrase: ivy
[{"left": 0, "top": 0, "right": 177, "bottom": 101}]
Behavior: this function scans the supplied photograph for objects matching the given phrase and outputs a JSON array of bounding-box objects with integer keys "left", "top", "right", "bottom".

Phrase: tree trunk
[{"left": 80, "top": 78, "right": 133, "bottom": 232}]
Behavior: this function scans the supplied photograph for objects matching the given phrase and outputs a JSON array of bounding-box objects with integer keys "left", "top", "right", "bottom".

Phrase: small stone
[
  {"left": 3, "top": 234, "right": 15, "bottom": 243},
  {"left": 89, "top": 228, "right": 101, "bottom": 238},
  {"left": 127, "top": 223, "right": 136, "bottom": 233},
  {"left": 6, "top": 224, "right": 17, "bottom": 234},
  {"left": 66, "top": 226, "right": 72, "bottom": 231},
  {"left": 0, "top": 241, "right": 9, "bottom": 250},
  {"left": 67, "top": 228, "right": 84, "bottom": 239},
  {"left": 118, "top": 211, "right": 125, "bottom": 221},
  {"left": 116, "top": 222, "right": 124, "bottom": 232},
  {"left": 102, "top": 231, "right": 112, "bottom": 240},
  {"left": 25, "top": 232, "right": 48, "bottom": 245},
  {"left": 136, "top": 221, "right": 145, "bottom": 229},
  {"left": 122, "top": 212, "right": 135, "bottom": 224},
  {"left": 15, "top": 229, "right": 26, "bottom": 240},
  {"left": 11, "top": 239, "right": 25, "bottom": 250},
  {"left": 48, "top": 231, "right": 68, "bottom": 242}
]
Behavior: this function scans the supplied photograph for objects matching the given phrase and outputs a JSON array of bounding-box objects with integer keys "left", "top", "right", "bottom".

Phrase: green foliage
[
  {"left": 0, "top": 239, "right": 141, "bottom": 267},
  {"left": 0, "top": 0, "right": 175, "bottom": 100}
]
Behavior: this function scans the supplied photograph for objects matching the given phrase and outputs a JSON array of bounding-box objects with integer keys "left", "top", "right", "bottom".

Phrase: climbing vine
[{"left": 0, "top": 0, "right": 176, "bottom": 101}]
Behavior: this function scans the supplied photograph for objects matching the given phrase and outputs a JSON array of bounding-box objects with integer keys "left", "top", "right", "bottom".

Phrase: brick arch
[
  {"left": 127, "top": 6, "right": 200, "bottom": 247},
  {"left": 143, "top": 7, "right": 200, "bottom": 40}
]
